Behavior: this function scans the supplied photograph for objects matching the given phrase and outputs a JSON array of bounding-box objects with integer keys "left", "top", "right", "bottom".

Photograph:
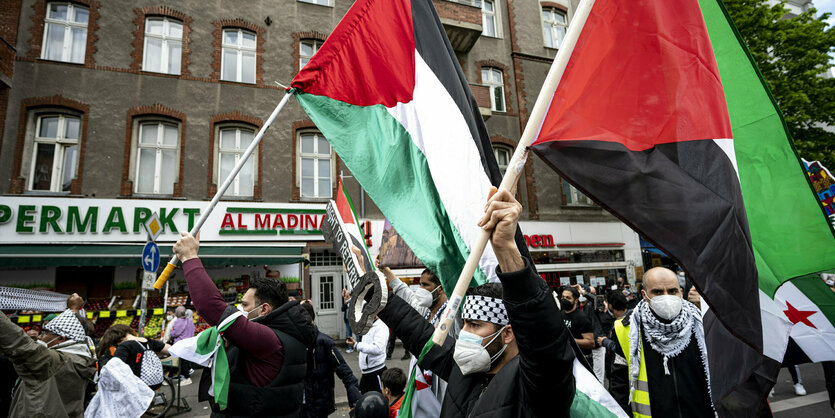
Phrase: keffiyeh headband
[
  {"left": 44, "top": 309, "right": 87, "bottom": 343},
  {"left": 461, "top": 295, "right": 508, "bottom": 326}
]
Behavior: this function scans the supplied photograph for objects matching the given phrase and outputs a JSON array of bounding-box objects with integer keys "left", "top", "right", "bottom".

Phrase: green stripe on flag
[
  {"left": 699, "top": 0, "right": 835, "bottom": 297},
  {"left": 296, "top": 92, "right": 488, "bottom": 288},
  {"left": 569, "top": 389, "right": 621, "bottom": 418}
]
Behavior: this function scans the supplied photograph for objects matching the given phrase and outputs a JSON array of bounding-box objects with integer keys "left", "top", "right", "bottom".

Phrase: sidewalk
[{"left": 173, "top": 341, "right": 414, "bottom": 417}]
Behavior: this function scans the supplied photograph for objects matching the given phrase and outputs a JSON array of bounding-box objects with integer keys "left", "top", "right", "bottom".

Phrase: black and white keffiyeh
[
  {"left": 44, "top": 309, "right": 87, "bottom": 343},
  {"left": 461, "top": 295, "right": 508, "bottom": 326},
  {"left": 629, "top": 299, "right": 712, "bottom": 407}
]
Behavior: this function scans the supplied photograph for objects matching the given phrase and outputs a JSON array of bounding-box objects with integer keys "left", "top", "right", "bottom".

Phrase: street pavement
[
  {"left": 169, "top": 340, "right": 413, "bottom": 417},
  {"left": 166, "top": 344, "right": 832, "bottom": 417}
]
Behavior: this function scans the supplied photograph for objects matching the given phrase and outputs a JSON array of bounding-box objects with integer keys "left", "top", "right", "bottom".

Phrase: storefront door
[{"left": 311, "top": 268, "right": 343, "bottom": 338}]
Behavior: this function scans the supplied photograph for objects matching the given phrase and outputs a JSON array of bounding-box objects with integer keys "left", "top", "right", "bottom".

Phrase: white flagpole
[
  {"left": 154, "top": 91, "right": 296, "bottom": 289},
  {"left": 431, "top": 0, "right": 597, "bottom": 345}
]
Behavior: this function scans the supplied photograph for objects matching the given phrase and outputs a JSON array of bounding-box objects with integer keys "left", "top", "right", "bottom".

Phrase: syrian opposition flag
[
  {"left": 291, "top": 0, "right": 532, "bottom": 289},
  {"left": 528, "top": 0, "right": 835, "bottom": 414}
]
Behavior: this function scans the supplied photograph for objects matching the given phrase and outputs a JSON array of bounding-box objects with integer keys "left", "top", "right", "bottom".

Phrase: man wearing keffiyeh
[
  {"left": 599, "top": 267, "right": 714, "bottom": 417},
  {"left": 0, "top": 308, "right": 96, "bottom": 417}
]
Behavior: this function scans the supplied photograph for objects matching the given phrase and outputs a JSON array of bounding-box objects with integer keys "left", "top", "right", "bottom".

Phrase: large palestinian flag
[
  {"left": 529, "top": 0, "right": 835, "bottom": 414},
  {"left": 291, "top": 0, "right": 531, "bottom": 289},
  {"left": 290, "top": 0, "right": 625, "bottom": 415}
]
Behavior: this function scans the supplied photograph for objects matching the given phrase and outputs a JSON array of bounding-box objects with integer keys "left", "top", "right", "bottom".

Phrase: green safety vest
[{"left": 614, "top": 318, "right": 652, "bottom": 418}]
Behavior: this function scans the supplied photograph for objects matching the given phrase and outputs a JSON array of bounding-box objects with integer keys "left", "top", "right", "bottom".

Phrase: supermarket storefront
[{"left": 0, "top": 196, "right": 332, "bottom": 334}]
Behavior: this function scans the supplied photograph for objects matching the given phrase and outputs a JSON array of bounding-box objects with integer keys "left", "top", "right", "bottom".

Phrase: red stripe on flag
[
  {"left": 290, "top": 0, "right": 415, "bottom": 107},
  {"left": 533, "top": 0, "right": 732, "bottom": 151},
  {"left": 337, "top": 179, "right": 357, "bottom": 226}
]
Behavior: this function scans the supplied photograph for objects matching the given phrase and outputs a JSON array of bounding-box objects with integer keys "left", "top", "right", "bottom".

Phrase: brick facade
[
  {"left": 432, "top": 0, "right": 482, "bottom": 26},
  {"left": 206, "top": 111, "right": 264, "bottom": 200},
  {"left": 9, "top": 95, "right": 90, "bottom": 195},
  {"left": 129, "top": 6, "right": 193, "bottom": 76},
  {"left": 120, "top": 104, "right": 187, "bottom": 197}
]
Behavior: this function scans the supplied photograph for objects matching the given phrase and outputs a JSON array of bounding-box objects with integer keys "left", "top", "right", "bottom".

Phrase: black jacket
[
  {"left": 379, "top": 259, "right": 576, "bottom": 417},
  {"left": 200, "top": 300, "right": 317, "bottom": 417},
  {"left": 606, "top": 310, "right": 713, "bottom": 418},
  {"left": 301, "top": 329, "right": 361, "bottom": 418}
]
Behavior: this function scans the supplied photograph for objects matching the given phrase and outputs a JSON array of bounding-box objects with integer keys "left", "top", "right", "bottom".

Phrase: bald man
[{"left": 599, "top": 267, "right": 714, "bottom": 417}]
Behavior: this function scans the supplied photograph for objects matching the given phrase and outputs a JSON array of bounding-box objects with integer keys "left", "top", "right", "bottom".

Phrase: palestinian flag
[
  {"left": 290, "top": 0, "right": 625, "bottom": 416},
  {"left": 291, "top": 0, "right": 532, "bottom": 289},
  {"left": 336, "top": 178, "right": 374, "bottom": 274},
  {"left": 529, "top": 0, "right": 835, "bottom": 414}
]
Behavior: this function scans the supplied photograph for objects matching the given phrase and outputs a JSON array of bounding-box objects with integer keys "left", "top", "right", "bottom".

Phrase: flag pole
[
  {"left": 153, "top": 91, "right": 296, "bottom": 289},
  {"left": 431, "top": 0, "right": 596, "bottom": 346}
]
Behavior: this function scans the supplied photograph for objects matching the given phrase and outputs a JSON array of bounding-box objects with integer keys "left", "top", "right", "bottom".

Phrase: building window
[
  {"left": 217, "top": 127, "right": 256, "bottom": 197},
  {"left": 542, "top": 7, "right": 567, "bottom": 49},
  {"left": 135, "top": 121, "right": 179, "bottom": 195},
  {"left": 299, "top": 0, "right": 331, "bottom": 5},
  {"left": 482, "top": 0, "right": 498, "bottom": 38},
  {"left": 41, "top": 2, "right": 88, "bottom": 63},
  {"left": 319, "top": 274, "right": 335, "bottom": 310},
  {"left": 298, "top": 131, "right": 333, "bottom": 199},
  {"left": 481, "top": 67, "right": 505, "bottom": 112},
  {"left": 299, "top": 39, "right": 323, "bottom": 69},
  {"left": 563, "top": 181, "right": 594, "bottom": 206},
  {"left": 143, "top": 17, "right": 183, "bottom": 74},
  {"left": 28, "top": 114, "right": 80, "bottom": 192},
  {"left": 221, "top": 28, "right": 256, "bottom": 83},
  {"left": 493, "top": 144, "right": 511, "bottom": 174}
]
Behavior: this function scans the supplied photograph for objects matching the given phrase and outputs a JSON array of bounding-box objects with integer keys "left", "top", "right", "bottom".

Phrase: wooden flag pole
[
  {"left": 431, "top": 0, "right": 596, "bottom": 345},
  {"left": 153, "top": 91, "right": 296, "bottom": 289}
]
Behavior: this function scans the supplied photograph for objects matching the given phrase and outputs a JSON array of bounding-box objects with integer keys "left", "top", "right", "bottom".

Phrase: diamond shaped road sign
[{"left": 143, "top": 213, "right": 163, "bottom": 242}]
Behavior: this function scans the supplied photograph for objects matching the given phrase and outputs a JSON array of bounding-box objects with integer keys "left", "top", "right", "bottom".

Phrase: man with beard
[
  {"left": 373, "top": 189, "right": 576, "bottom": 417},
  {"left": 599, "top": 267, "right": 713, "bottom": 417}
]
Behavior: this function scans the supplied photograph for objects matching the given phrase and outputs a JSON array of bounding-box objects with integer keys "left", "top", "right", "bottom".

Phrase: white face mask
[
  {"left": 238, "top": 303, "right": 261, "bottom": 320},
  {"left": 647, "top": 294, "right": 683, "bottom": 320},
  {"left": 453, "top": 326, "right": 507, "bottom": 375}
]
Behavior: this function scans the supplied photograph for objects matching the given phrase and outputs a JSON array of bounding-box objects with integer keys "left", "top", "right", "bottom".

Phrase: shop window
[
  {"left": 299, "top": 39, "right": 323, "bottom": 69},
  {"left": 28, "top": 114, "right": 81, "bottom": 192},
  {"left": 143, "top": 17, "right": 183, "bottom": 75},
  {"left": 221, "top": 28, "right": 256, "bottom": 83},
  {"left": 319, "top": 275, "right": 335, "bottom": 310},
  {"left": 482, "top": 0, "right": 499, "bottom": 38},
  {"left": 134, "top": 121, "right": 180, "bottom": 195},
  {"left": 563, "top": 181, "right": 594, "bottom": 206},
  {"left": 216, "top": 126, "right": 257, "bottom": 197},
  {"left": 297, "top": 131, "right": 333, "bottom": 199},
  {"left": 530, "top": 249, "right": 624, "bottom": 264},
  {"left": 310, "top": 249, "right": 341, "bottom": 266},
  {"left": 542, "top": 7, "right": 567, "bottom": 49},
  {"left": 481, "top": 67, "right": 505, "bottom": 112},
  {"left": 41, "top": 2, "right": 88, "bottom": 63}
]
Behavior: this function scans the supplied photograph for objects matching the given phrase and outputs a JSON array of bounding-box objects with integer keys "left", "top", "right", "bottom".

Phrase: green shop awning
[{"left": 0, "top": 245, "right": 306, "bottom": 268}]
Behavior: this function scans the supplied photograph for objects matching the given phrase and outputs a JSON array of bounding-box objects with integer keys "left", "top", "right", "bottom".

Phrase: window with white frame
[
  {"left": 221, "top": 28, "right": 256, "bottom": 83},
  {"left": 299, "top": 39, "right": 322, "bottom": 69},
  {"left": 298, "top": 131, "right": 333, "bottom": 199},
  {"left": 143, "top": 17, "right": 183, "bottom": 74},
  {"left": 493, "top": 144, "right": 511, "bottom": 174},
  {"left": 41, "top": 2, "right": 88, "bottom": 63},
  {"left": 481, "top": 67, "right": 505, "bottom": 112},
  {"left": 217, "top": 126, "right": 256, "bottom": 197},
  {"left": 542, "top": 7, "right": 567, "bottom": 49},
  {"left": 135, "top": 121, "right": 179, "bottom": 195},
  {"left": 482, "top": 0, "right": 498, "bottom": 38},
  {"left": 563, "top": 180, "right": 594, "bottom": 206},
  {"left": 299, "top": 0, "right": 331, "bottom": 6},
  {"left": 28, "top": 114, "right": 81, "bottom": 192}
]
